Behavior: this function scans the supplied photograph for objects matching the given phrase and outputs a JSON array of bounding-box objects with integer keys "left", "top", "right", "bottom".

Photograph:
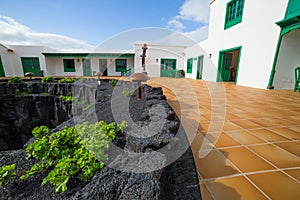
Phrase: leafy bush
[
  {"left": 109, "top": 79, "right": 118, "bottom": 87},
  {"left": 42, "top": 76, "right": 55, "bottom": 83},
  {"left": 19, "top": 121, "right": 126, "bottom": 193},
  {"left": 59, "top": 95, "right": 73, "bottom": 102},
  {"left": 58, "top": 77, "right": 75, "bottom": 83},
  {"left": 122, "top": 88, "right": 134, "bottom": 97},
  {"left": 0, "top": 164, "right": 16, "bottom": 186},
  {"left": 8, "top": 76, "right": 22, "bottom": 84}
]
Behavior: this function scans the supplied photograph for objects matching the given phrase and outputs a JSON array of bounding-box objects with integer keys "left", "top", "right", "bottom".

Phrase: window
[
  {"left": 115, "top": 59, "right": 127, "bottom": 72},
  {"left": 224, "top": 0, "right": 245, "bottom": 29},
  {"left": 187, "top": 58, "right": 193, "bottom": 73},
  {"left": 63, "top": 59, "right": 75, "bottom": 72}
]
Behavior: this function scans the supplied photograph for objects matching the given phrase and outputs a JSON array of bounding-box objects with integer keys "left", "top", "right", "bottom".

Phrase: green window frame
[
  {"left": 224, "top": 0, "right": 245, "bottom": 29},
  {"left": 115, "top": 59, "right": 127, "bottom": 72},
  {"left": 187, "top": 58, "right": 193, "bottom": 74},
  {"left": 63, "top": 59, "right": 75, "bottom": 72}
]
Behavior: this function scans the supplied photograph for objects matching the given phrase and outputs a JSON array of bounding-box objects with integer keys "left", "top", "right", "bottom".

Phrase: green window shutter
[
  {"left": 224, "top": 0, "right": 245, "bottom": 29},
  {"left": 63, "top": 59, "right": 75, "bottom": 72},
  {"left": 187, "top": 58, "right": 193, "bottom": 73},
  {"left": 115, "top": 59, "right": 127, "bottom": 72}
]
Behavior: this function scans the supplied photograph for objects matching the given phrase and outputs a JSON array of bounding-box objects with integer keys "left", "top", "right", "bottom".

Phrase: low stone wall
[{"left": 0, "top": 80, "right": 201, "bottom": 199}]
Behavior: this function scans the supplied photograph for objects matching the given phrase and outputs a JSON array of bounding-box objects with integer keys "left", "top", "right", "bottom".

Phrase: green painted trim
[
  {"left": 217, "top": 46, "right": 242, "bottom": 83},
  {"left": 160, "top": 58, "right": 177, "bottom": 77},
  {"left": 21, "top": 57, "right": 41, "bottom": 76},
  {"left": 43, "top": 53, "right": 134, "bottom": 58},
  {"left": 196, "top": 55, "right": 204, "bottom": 79},
  {"left": 0, "top": 56, "right": 5, "bottom": 77},
  {"left": 268, "top": 34, "right": 283, "bottom": 87},
  {"left": 224, "top": 0, "right": 245, "bottom": 30},
  {"left": 115, "top": 59, "right": 127, "bottom": 72},
  {"left": 187, "top": 58, "right": 193, "bottom": 74},
  {"left": 63, "top": 59, "right": 76, "bottom": 72},
  {"left": 234, "top": 47, "right": 242, "bottom": 84},
  {"left": 284, "top": 0, "right": 300, "bottom": 20}
]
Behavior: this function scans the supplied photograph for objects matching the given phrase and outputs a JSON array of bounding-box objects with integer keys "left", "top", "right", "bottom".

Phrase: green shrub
[
  {"left": 59, "top": 95, "right": 73, "bottom": 102},
  {"left": 19, "top": 120, "right": 126, "bottom": 193},
  {"left": 58, "top": 77, "right": 75, "bottom": 83},
  {"left": 122, "top": 88, "right": 134, "bottom": 97},
  {"left": 0, "top": 164, "right": 16, "bottom": 186},
  {"left": 42, "top": 76, "right": 55, "bottom": 83},
  {"left": 109, "top": 79, "right": 118, "bottom": 87},
  {"left": 8, "top": 76, "right": 22, "bottom": 84}
]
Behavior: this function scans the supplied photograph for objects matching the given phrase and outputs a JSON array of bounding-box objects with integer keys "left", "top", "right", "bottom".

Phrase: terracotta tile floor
[{"left": 148, "top": 78, "right": 300, "bottom": 200}]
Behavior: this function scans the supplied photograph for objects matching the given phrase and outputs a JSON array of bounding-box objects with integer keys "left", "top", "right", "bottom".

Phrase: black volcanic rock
[{"left": 0, "top": 80, "right": 201, "bottom": 200}]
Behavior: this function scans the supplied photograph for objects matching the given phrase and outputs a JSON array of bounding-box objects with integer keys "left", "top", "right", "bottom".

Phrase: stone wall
[{"left": 0, "top": 81, "right": 201, "bottom": 199}]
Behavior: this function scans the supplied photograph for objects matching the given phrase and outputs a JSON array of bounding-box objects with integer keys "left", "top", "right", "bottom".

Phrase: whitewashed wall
[
  {"left": 0, "top": 45, "right": 52, "bottom": 77},
  {"left": 107, "top": 57, "right": 134, "bottom": 76},
  {"left": 134, "top": 44, "right": 186, "bottom": 77},
  {"left": 45, "top": 58, "right": 83, "bottom": 76},
  {"left": 185, "top": 0, "right": 289, "bottom": 88},
  {"left": 273, "top": 29, "right": 300, "bottom": 89},
  {"left": 45, "top": 57, "right": 134, "bottom": 77}
]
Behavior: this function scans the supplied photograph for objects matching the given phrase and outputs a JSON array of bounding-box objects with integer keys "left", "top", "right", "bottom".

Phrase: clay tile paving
[{"left": 148, "top": 78, "right": 300, "bottom": 200}]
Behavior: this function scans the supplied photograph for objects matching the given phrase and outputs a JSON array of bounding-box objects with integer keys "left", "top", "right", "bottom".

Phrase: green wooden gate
[
  {"left": 160, "top": 58, "right": 176, "bottom": 77},
  {"left": 21, "top": 57, "right": 41, "bottom": 76},
  {"left": 83, "top": 59, "right": 92, "bottom": 76},
  {"left": 0, "top": 56, "right": 5, "bottom": 77}
]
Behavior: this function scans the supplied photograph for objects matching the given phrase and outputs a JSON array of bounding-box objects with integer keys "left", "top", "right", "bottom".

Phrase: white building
[
  {"left": 1, "top": 0, "right": 299, "bottom": 90},
  {"left": 0, "top": 44, "right": 135, "bottom": 77},
  {"left": 134, "top": 43, "right": 186, "bottom": 77},
  {"left": 185, "top": 0, "right": 300, "bottom": 90}
]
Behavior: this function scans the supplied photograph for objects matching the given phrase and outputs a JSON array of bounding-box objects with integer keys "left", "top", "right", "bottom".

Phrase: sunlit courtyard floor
[{"left": 148, "top": 77, "right": 300, "bottom": 200}]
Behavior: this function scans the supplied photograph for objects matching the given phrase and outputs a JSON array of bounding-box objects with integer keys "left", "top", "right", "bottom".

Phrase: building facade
[
  {"left": 1, "top": 0, "right": 299, "bottom": 90},
  {"left": 185, "top": 0, "right": 300, "bottom": 90}
]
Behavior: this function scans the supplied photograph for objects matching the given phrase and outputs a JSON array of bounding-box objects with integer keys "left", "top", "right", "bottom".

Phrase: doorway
[
  {"left": 0, "top": 56, "right": 5, "bottom": 77},
  {"left": 197, "top": 55, "right": 204, "bottom": 79},
  {"left": 82, "top": 59, "right": 92, "bottom": 76},
  {"left": 21, "top": 57, "right": 41, "bottom": 76},
  {"left": 160, "top": 58, "right": 176, "bottom": 77},
  {"left": 217, "top": 47, "right": 241, "bottom": 82},
  {"left": 99, "top": 59, "right": 107, "bottom": 76}
]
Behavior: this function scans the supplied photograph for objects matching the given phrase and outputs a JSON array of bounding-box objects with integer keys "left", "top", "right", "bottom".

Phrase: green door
[
  {"left": 0, "top": 56, "right": 5, "bottom": 77},
  {"left": 160, "top": 58, "right": 176, "bottom": 77},
  {"left": 83, "top": 59, "right": 92, "bottom": 76},
  {"left": 218, "top": 53, "right": 232, "bottom": 82},
  {"left": 99, "top": 59, "right": 107, "bottom": 76},
  {"left": 21, "top": 57, "right": 41, "bottom": 76}
]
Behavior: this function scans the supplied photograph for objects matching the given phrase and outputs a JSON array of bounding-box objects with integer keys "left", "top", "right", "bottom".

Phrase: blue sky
[{"left": 0, "top": 0, "right": 210, "bottom": 50}]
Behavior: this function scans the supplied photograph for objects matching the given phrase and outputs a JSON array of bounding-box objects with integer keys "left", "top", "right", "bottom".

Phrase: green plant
[
  {"left": 122, "top": 88, "right": 134, "bottom": 97},
  {"left": 15, "top": 89, "right": 21, "bottom": 95},
  {"left": 0, "top": 164, "right": 16, "bottom": 186},
  {"left": 109, "top": 79, "right": 118, "bottom": 87},
  {"left": 19, "top": 121, "right": 126, "bottom": 193},
  {"left": 59, "top": 95, "right": 73, "bottom": 102},
  {"left": 8, "top": 76, "right": 22, "bottom": 84},
  {"left": 42, "top": 76, "right": 55, "bottom": 83},
  {"left": 82, "top": 103, "right": 94, "bottom": 112},
  {"left": 58, "top": 77, "right": 75, "bottom": 83}
]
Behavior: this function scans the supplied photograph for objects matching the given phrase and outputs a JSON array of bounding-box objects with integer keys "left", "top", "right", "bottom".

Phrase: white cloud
[
  {"left": 0, "top": 16, "right": 95, "bottom": 51},
  {"left": 177, "top": 0, "right": 210, "bottom": 23},
  {"left": 167, "top": 19, "right": 186, "bottom": 31},
  {"left": 167, "top": 0, "right": 210, "bottom": 43},
  {"left": 154, "top": 25, "right": 209, "bottom": 46},
  {"left": 184, "top": 25, "right": 209, "bottom": 43}
]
